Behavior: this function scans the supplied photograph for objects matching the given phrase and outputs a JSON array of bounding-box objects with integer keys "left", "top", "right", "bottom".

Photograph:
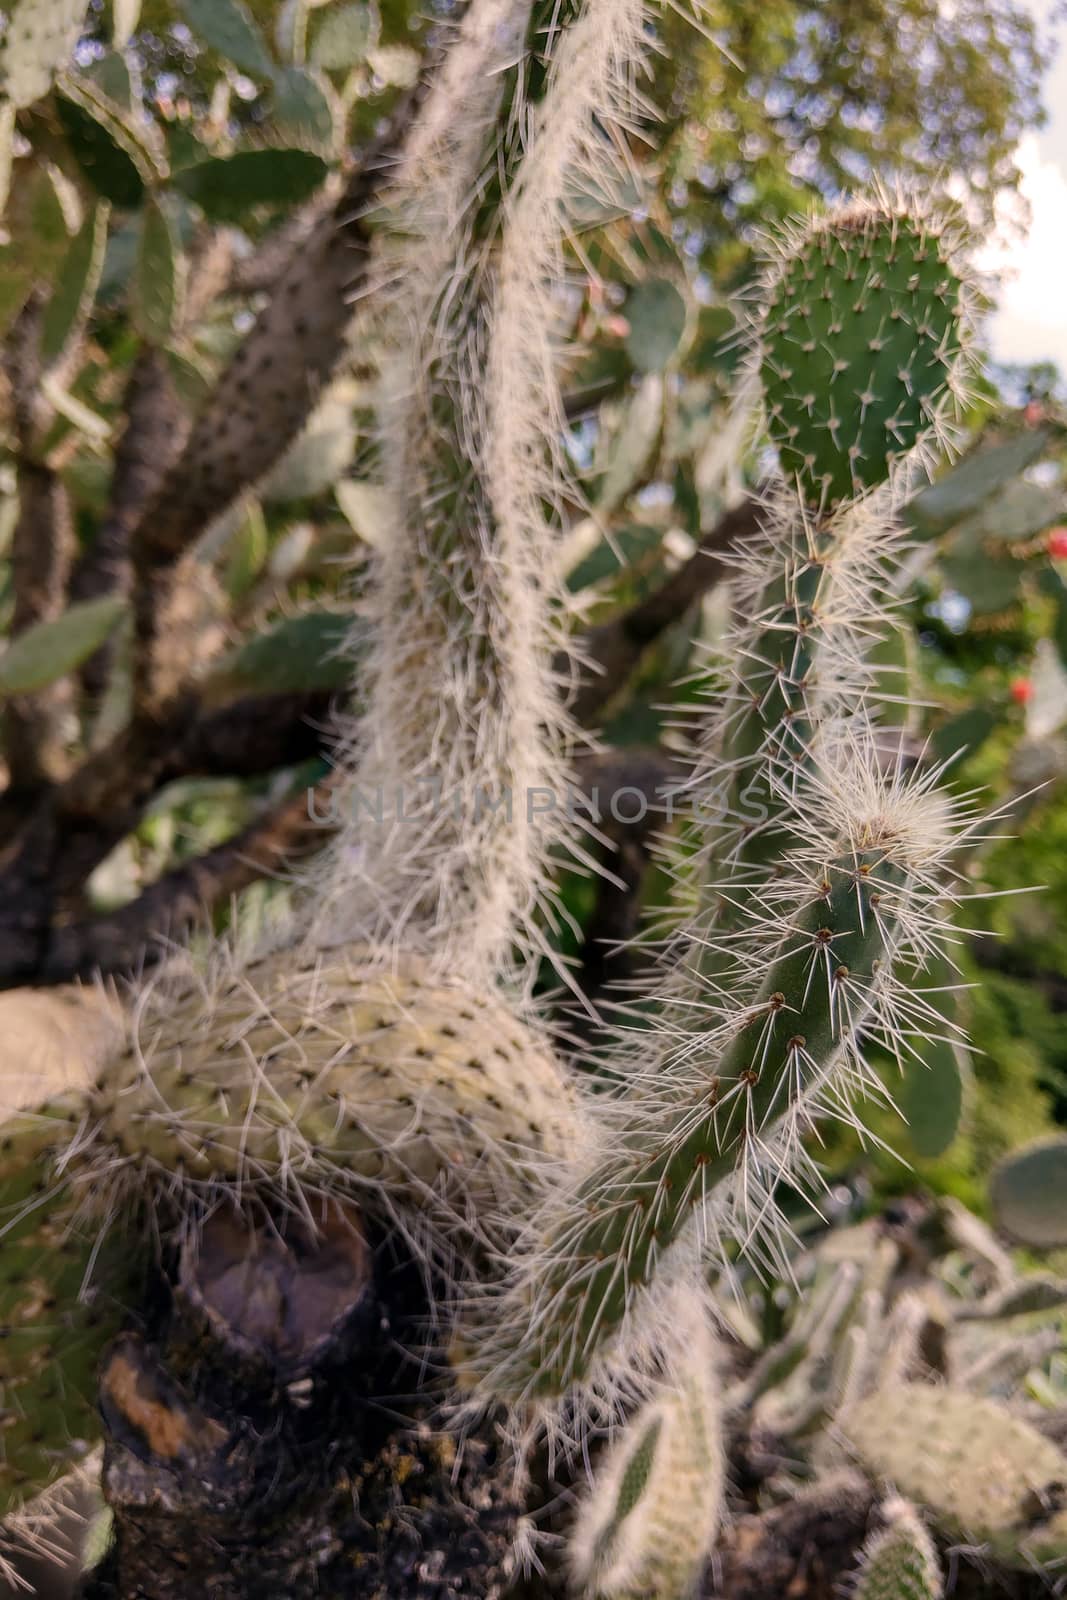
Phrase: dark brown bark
[
  {"left": 42, "top": 774, "right": 337, "bottom": 983},
  {"left": 705, "top": 1474, "right": 877, "bottom": 1600},
  {"left": 566, "top": 747, "right": 687, "bottom": 1033},
  {"left": 1, "top": 297, "right": 77, "bottom": 801},
  {"left": 128, "top": 147, "right": 396, "bottom": 722},
  {"left": 78, "top": 1205, "right": 524, "bottom": 1600},
  {"left": 164, "top": 690, "right": 337, "bottom": 781},
  {"left": 570, "top": 497, "right": 759, "bottom": 725},
  {"left": 68, "top": 350, "right": 190, "bottom": 699},
  {"left": 1, "top": 462, "right": 76, "bottom": 796}
]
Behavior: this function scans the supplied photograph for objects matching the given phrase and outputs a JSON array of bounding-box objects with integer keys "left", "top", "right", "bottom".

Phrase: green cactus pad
[
  {"left": 0, "top": 1099, "right": 132, "bottom": 1527},
  {"left": 842, "top": 1382, "right": 1067, "bottom": 1568},
  {"left": 87, "top": 947, "right": 580, "bottom": 1210},
  {"left": 852, "top": 1500, "right": 942, "bottom": 1600},
  {"left": 759, "top": 203, "right": 966, "bottom": 506},
  {"left": 989, "top": 1135, "right": 1067, "bottom": 1249}
]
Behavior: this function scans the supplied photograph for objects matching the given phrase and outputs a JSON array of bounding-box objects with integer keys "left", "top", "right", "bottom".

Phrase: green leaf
[
  {"left": 134, "top": 197, "right": 184, "bottom": 343},
  {"left": 931, "top": 705, "right": 998, "bottom": 767},
  {"left": 953, "top": 477, "right": 1062, "bottom": 547},
  {"left": 261, "top": 400, "right": 356, "bottom": 501},
  {"left": 272, "top": 66, "right": 338, "bottom": 150},
  {"left": 311, "top": 4, "right": 377, "bottom": 70},
  {"left": 940, "top": 538, "right": 1024, "bottom": 615},
  {"left": 207, "top": 610, "right": 356, "bottom": 697},
  {"left": 907, "top": 429, "right": 1051, "bottom": 538},
  {"left": 172, "top": 148, "right": 330, "bottom": 220},
  {"left": 0, "top": 0, "right": 89, "bottom": 109},
  {"left": 164, "top": 345, "right": 213, "bottom": 412},
  {"left": 180, "top": 0, "right": 274, "bottom": 78},
  {"left": 566, "top": 523, "right": 663, "bottom": 592},
  {"left": 41, "top": 201, "right": 109, "bottom": 364},
  {"left": 55, "top": 78, "right": 163, "bottom": 207},
  {"left": 0, "top": 161, "right": 73, "bottom": 336},
  {"left": 0, "top": 596, "right": 126, "bottom": 696},
  {"left": 624, "top": 278, "right": 688, "bottom": 374}
]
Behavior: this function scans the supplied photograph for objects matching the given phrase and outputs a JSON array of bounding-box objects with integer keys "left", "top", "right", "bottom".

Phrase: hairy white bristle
[{"left": 302, "top": 0, "right": 652, "bottom": 990}]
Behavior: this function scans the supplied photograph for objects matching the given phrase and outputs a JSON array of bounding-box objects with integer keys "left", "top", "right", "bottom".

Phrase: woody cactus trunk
[{"left": 0, "top": 1, "right": 1030, "bottom": 1597}]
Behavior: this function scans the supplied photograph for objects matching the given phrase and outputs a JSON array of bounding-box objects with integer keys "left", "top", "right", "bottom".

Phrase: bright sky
[{"left": 982, "top": 0, "right": 1067, "bottom": 373}]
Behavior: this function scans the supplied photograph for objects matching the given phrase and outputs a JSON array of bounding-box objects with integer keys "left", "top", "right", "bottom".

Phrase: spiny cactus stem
[
  {"left": 513, "top": 844, "right": 906, "bottom": 1396},
  {"left": 697, "top": 532, "right": 833, "bottom": 924}
]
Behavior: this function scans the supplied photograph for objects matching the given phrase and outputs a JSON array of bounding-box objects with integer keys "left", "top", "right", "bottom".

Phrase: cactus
[
  {"left": 0, "top": 1, "right": 1022, "bottom": 1592},
  {"left": 467, "top": 739, "right": 977, "bottom": 1407},
  {"left": 840, "top": 1382, "right": 1067, "bottom": 1568},
  {"left": 305, "top": 0, "right": 645, "bottom": 979},
  {"left": 990, "top": 1135, "right": 1067, "bottom": 1249},
  {"left": 568, "top": 1286, "right": 723, "bottom": 1600},
  {"left": 0, "top": 0, "right": 88, "bottom": 109},
  {"left": 851, "top": 1499, "right": 943, "bottom": 1600},
  {"left": 757, "top": 197, "right": 969, "bottom": 508},
  {"left": 82, "top": 944, "right": 582, "bottom": 1244},
  {"left": 674, "top": 197, "right": 975, "bottom": 945}
]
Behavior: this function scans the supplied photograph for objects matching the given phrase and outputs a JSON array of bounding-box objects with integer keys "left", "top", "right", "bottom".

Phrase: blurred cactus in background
[{"left": 0, "top": 1, "right": 1066, "bottom": 1598}]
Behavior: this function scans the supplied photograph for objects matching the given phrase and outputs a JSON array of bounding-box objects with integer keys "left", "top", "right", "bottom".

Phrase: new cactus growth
[
  {"left": 569, "top": 1287, "right": 722, "bottom": 1599},
  {"left": 758, "top": 200, "right": 968, "bottom": 507},
  {"left": 851, "top": 1499, "right": 943, "bottom": 1600}
]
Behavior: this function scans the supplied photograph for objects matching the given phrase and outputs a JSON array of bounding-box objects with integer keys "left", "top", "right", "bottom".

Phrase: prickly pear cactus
[
  {"left": 989, "top": 1134, "right": 1067, "bottom": 1249},
  {"left": 851, "top": 1499, "right": 943, "bottom": 1600},
  {"left": 757, "top": 198, "right": 969, "bottom": 506},
  {"left": 568, "top": 1287, "right": 722, "bottom": 1600},
  {"left": 840, "top": 1382, "right": 1067, "bottom": 1568},
  {"left": 87, "top": 945, "right": 581, "bottom": 1223}
]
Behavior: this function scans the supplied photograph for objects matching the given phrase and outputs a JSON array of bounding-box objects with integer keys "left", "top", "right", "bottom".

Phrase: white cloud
[{"left": 979, "top": 133, "right": 1067, "bottom": 373}]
